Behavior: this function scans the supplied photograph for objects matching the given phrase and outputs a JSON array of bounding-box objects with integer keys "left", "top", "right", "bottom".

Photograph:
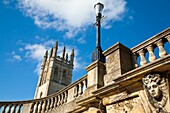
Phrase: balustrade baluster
[
  {"left": 30, "top": 103, "right": 35, "bottom": 113},
  {"left": 50, "top": 98, "right": 54, "bottom": 110},
  {"left": 33, "top": 102, "right": 39, "bottom": 113},
  {"left": 138, "top": 49, "right": 147, "bottom": 66},
  {"left": 45, "top": 100, "right": 48, "bottom": 112},
  {"left": 16, "top": 104, "right": 22, "bottom": 113},
  {"left": 2, "top": 105, "right": 7, "bottom": 113},
  {"left": 82, "top": 80, "right": 87, "bottom": 92},
  {"left": 38, "top": 101, "right": 43, "bottom": 113},
  {"left": 156, "top": 39, "right": 167, "bottom": 57},
  {"left": 146, "top": 45, "right": 156, "bottom": 62},
  {"left": 57, "top": 95, "right": 60, "bottom": 106},
  {"left": 165, "top": 35, "right": 170, "bottom": 42},
  {"left": 52, "top": 97, "right": 55, "bottom": 108},
  {"left": 133, "top": 53, "right": 139, "bottom": 68},
  {"left": 60, "top": 94, "right": 63, "bottom": 105},
  {"left": 64, "top": 92, "right": 67, "bottom": 103},
  {"left": 74, "top": 86, "right": 78, "bottom": 98},
  {"left": 41, "top": 100, "right": 46, "bottom": 112},
  {"left": 54, "top": 97, "right": 58, "bottom": 108},
  {"left": 46, "top": 99, "right": 51, "bottom": 111},
  {"left": 63, "top": 93, "right": 65, "bottom": 104},
  {"left": 12, "top": 104, "right": 17, "bottom": 113},
  {"left": 6, "top": 104, "right": 12, "bottom": 113},
  {"left": 78, "top": 83, "right": 83, "bottom": 96}
]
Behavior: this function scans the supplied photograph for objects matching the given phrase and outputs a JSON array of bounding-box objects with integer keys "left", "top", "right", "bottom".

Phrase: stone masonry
[{"left": 0, "top": 27, "right": 170, "bottom": 113}]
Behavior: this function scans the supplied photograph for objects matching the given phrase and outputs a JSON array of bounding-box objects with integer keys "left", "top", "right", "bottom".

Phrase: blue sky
[{"left": 0, "top": 0, "right": 170, "bottom": 101}]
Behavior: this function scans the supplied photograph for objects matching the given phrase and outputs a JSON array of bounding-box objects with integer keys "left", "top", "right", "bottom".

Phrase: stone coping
[
  {"left": 86, "top": 60, "right": 105, "bottom": 72},
  {"left": 103, "top": 42, "right": 130, "bottom": 57}
]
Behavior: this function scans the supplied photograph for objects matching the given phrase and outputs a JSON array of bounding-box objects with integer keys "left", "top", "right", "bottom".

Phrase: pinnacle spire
[
  {"left": 66, "top": 53, "right": 68, "bottom": 61},
  {"left": 62, "top": 46, "right": 66, "bottom": 59},
  {"left": 52, "top": 41, "right": 58, "bottom": 58},
  {"left": 42, "top": 50, "right": 48, "bottom": 67},
  {"left": 70, "top": 49, "right": 74, "bottom": 64},
  {"left": 49, "top": 47, "right": 53, "bottom": 58}
]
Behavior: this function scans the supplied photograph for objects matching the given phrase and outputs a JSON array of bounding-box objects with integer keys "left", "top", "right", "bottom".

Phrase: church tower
[{"left": 34, "top": 41, "right": 74, "bottom": 99}]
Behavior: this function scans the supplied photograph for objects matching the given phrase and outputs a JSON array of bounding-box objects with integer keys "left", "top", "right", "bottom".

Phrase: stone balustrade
[
  {"left": 0, "top": 75, "right": 87, "bottom": 113},
  {"left": 0, "top": 103, "right": 23, "bottom": 113},
  {"left": 74, "top": 76, "right": 87, "bottom": 98},
  {"left": 132, "top": 28, "right": 170, "bottom": 67}
]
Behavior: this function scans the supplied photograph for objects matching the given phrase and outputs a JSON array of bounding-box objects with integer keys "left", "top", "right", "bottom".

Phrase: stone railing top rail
[
  {"left": 131, "top": 27, "right": 170, "bottom": 52},
  {"left": 48, "top": 74, "right": 87, "bottom": 97}
]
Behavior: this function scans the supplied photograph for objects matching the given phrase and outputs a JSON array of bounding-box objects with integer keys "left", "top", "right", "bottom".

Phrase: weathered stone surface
[
  {"left": 106, "top": 96, "right": 145, "bottom": 113},
  {"left": 103, "top": 42, "right": 133, "bottom": 85},
  {"left": 142, "top": 72, "right": 170, "bottom": 113},
  {"left": 86, "top": 60, "right": 106, "bottom": 91}
]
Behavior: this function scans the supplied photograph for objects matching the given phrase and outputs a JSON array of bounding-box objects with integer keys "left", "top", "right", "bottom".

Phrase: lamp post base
[{"left": 92, "top": 47, "right": 105, "bottom": 63}]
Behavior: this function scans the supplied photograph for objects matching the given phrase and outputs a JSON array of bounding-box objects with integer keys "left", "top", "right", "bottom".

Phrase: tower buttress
[
  {"left": 70, "top": 49, "right": 74, "bottom": 64},
  {"left": 34, "top": 42, "right": 74, "bottom": 99}
]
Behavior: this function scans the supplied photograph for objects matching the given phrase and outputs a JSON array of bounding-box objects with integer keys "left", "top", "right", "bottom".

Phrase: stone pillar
[
  {"left": 85, "top": 60, "right": 106, "bottom": 95},
  {"left": 103, "top": 42, "right": 133, "bottom": 85}
]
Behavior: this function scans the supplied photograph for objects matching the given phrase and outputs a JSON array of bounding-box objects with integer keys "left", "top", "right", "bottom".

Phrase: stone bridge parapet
[{"left": 0, "top": 27, "right": 170, "bottom": 113}]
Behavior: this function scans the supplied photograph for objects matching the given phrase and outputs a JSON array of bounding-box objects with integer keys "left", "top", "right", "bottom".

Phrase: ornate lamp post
[{"left": 92, "top": 2, "right": 105, "bottom": 63}]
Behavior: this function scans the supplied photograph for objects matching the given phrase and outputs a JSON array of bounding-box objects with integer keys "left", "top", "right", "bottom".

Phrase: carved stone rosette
[{"left": 142, "top": 73, "right": 170, "bottom": 113}]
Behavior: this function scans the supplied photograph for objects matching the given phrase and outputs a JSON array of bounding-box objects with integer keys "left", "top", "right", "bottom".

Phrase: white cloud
[
  {"left": 19, "top": 37, "right": 85, "bottom": 75},
  {"left": 77, "top": 37, "right": 86, "bottom": 44},
  {"left": 18, "top": 0, "right": 127, "bottom": 38},
  {"left": 19, "top": 48, "right": 24, "bottom": 52},
  {"left": 13, "top": 55, "right": 22, "bottom": 61},
  {"left": 11, "top": 51, "right": 22, "bottom": 62},
  {"left": 23, "top": 39, "right": 55, "bottom": 74},
  {"left": 25, "top": 44, "right": 47, "bottom": 62}
]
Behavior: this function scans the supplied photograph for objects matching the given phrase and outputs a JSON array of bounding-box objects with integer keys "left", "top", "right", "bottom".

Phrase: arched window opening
[
  {"left": 62, "top": 70, "right": 67, "bottom": 85},
  {"left": 54, "top": 67, "right": 59, "bottom": 82},
  {"left": 63, "top": 70, "right": 67, "bottom": 77},
  {"left": 40, "top": 92, "right": 43, "bottom": 98}
]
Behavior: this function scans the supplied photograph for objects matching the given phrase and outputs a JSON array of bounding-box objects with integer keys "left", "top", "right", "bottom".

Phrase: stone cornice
[
  {"left": 103, "top": 42, "right": 130, "bottom": 57},
  {"left": 86, "top": 60, "right": 105, "bottom": 72},
  {"left": 76, "top": 95, "right": 101, "bottom": 106}
]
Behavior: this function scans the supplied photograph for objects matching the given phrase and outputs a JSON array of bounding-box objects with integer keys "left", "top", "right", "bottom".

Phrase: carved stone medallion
[{"left": 142, "top": 73, "right": 168, "bottom": 113}]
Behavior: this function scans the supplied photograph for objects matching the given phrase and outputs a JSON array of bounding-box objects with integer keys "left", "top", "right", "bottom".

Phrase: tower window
[
  {"left": 63, "top": 70, "right": 67, "bottom": 77},
  {"left": 62, "top": 70, "right": 67, "bottom": 84},
  {"left": 54, "top": 67, "right": 59, "bottom": 82}
]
